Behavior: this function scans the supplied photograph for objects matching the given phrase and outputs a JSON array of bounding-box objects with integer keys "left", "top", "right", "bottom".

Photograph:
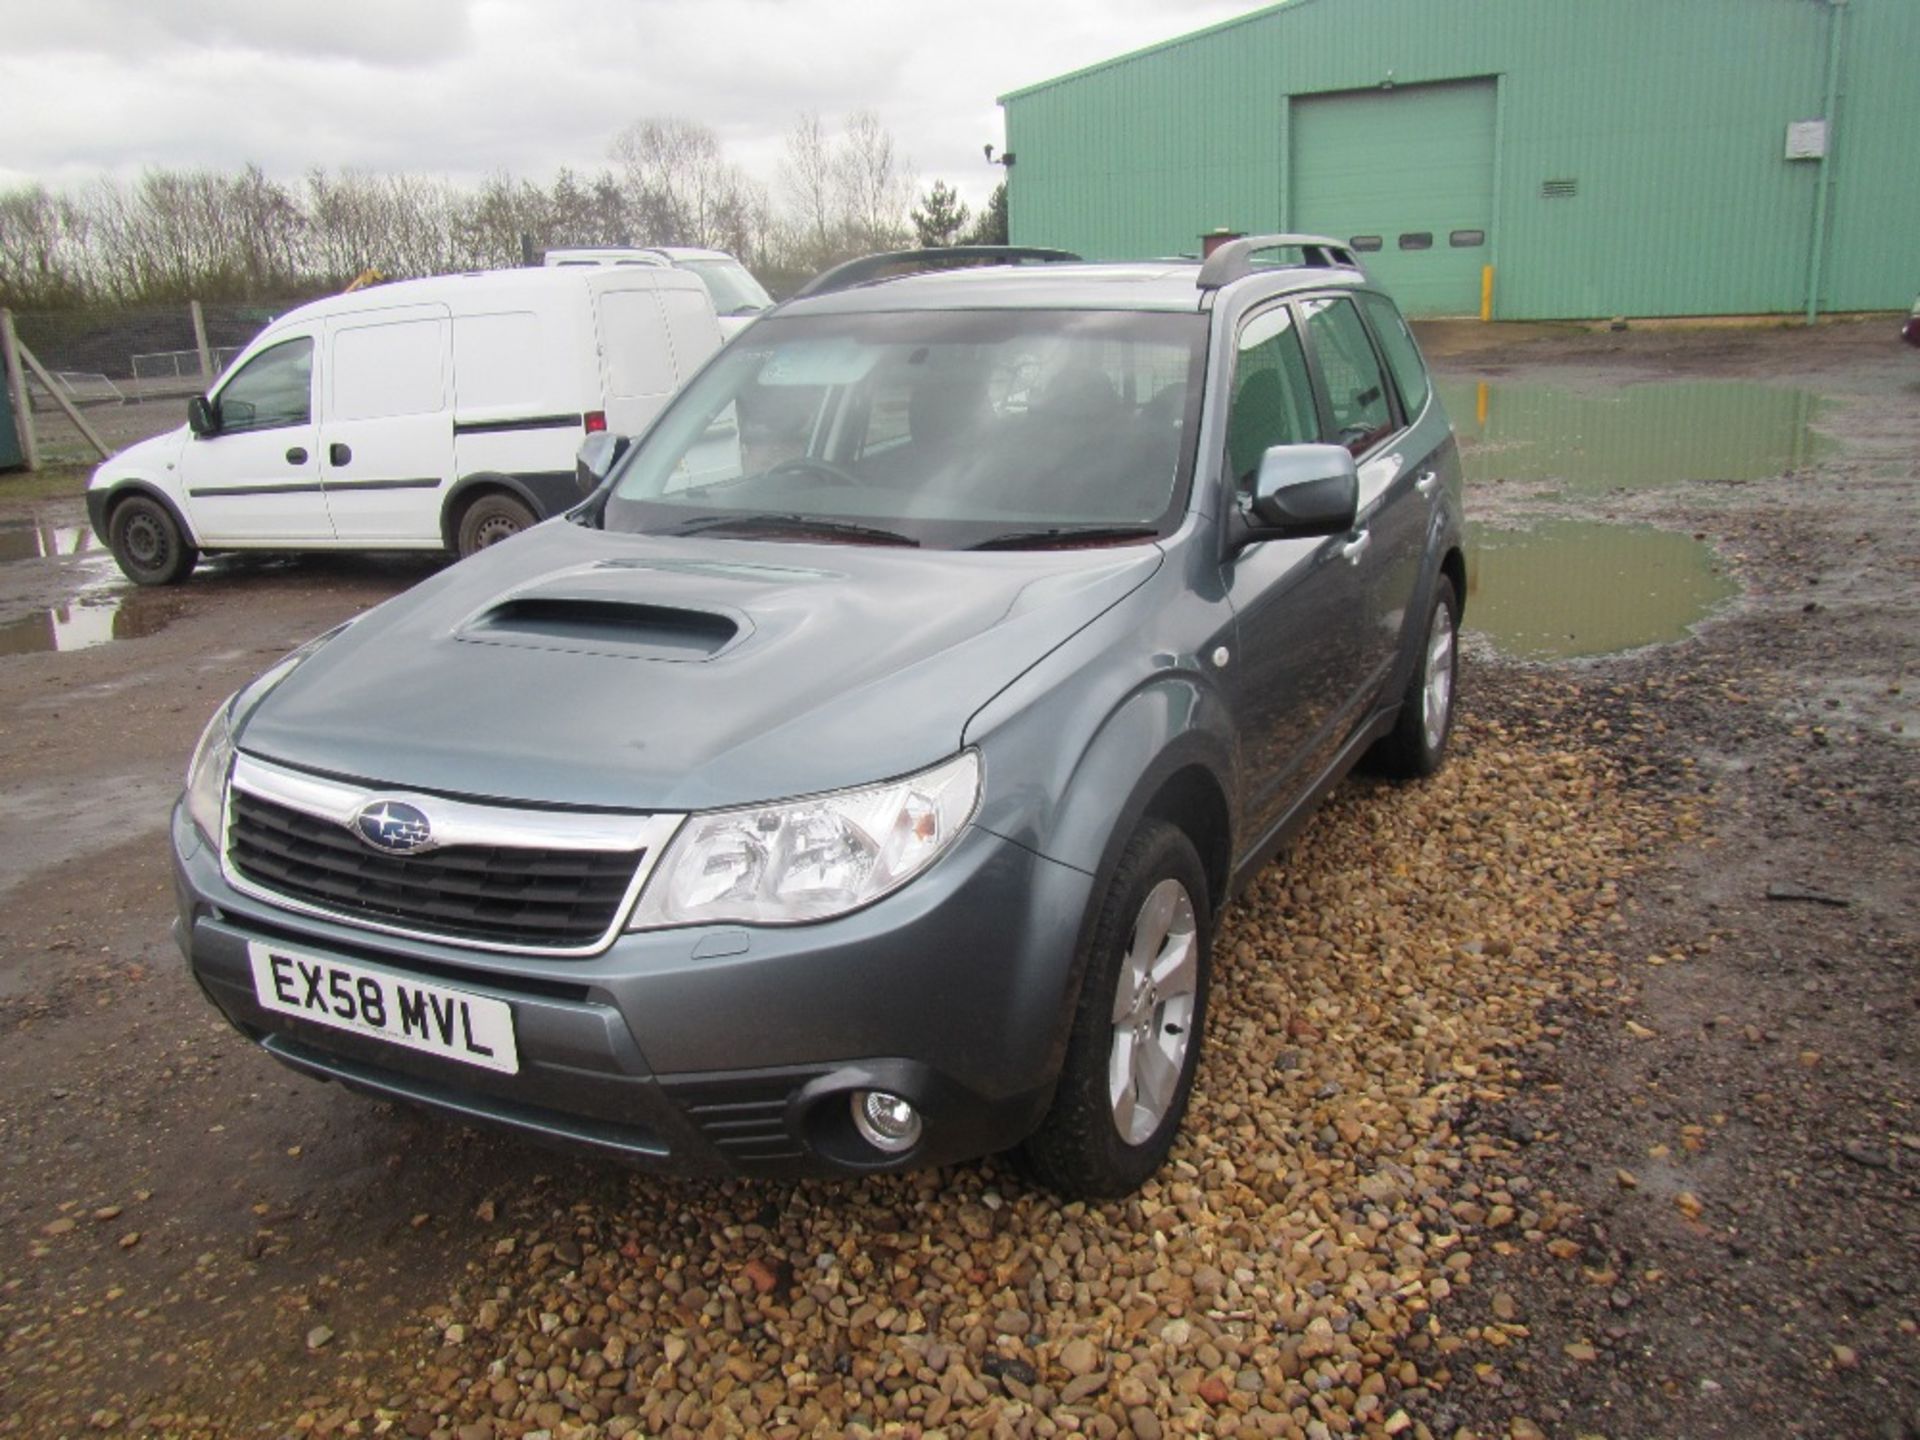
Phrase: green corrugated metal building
[{"left": 999, "top": 0, "right": 1918, "bottom": 319}]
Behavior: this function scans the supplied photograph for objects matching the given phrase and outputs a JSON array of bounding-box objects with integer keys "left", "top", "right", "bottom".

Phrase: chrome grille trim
[{"left": 220, "top": 753, "right": 685, "bottom": 957}]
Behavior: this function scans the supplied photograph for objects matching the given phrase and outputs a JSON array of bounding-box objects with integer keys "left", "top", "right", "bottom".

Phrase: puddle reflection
[
  {"left": 1465, "top": 519, "right": 1736, "bottom": 660},
  {"left": 1442, "top": 379, "right": 1826, "bottom": 494}
]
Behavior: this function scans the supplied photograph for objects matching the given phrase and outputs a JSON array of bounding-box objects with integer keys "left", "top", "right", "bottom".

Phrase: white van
[
  {"left": 543, "top": 247, "right": 772, "bottom": 338},
  {"left": 86, "top": 267, "right": 724, "bottom": 584}
]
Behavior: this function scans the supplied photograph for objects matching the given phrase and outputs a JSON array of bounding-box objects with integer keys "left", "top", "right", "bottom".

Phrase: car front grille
[{"left": 227, "top": 789, "right": 644, "bottom": 950}]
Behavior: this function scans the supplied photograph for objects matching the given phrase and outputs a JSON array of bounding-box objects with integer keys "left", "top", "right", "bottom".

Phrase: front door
[
  {"left": 320, "top": 307, "right": 454, "bottom": 544},
  {"left": 179, "top": 334, "right": 331, "bottom": 544},
  {"left": 1221, "top": 302, "right": 1375, "bottom": 844}
]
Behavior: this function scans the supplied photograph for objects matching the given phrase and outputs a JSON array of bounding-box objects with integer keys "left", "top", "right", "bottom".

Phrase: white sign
[{"left": 1785, "top": 120, "right": 1829, "bottom": 161}]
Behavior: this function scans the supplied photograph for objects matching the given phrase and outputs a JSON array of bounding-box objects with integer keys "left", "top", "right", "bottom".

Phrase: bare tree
[
  {"left": 611, "top": 116, "right": 766, "bottom": 255},
  {"left": 781, "top": 111, "right": 839, "bottom": 263},
  {"left": 835, "top": 110, "right": 913, "bottom": 252}
]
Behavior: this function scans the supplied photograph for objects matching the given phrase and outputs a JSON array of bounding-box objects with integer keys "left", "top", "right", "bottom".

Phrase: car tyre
[
  {"left": 108, "top": 494, "right": 198, "bottom": 586},
  {"left": 1372, "top": 575, "right": 1460, "bottom": 779},
  {"left": 1018, "top": 818, "right": 1212, "bottom": 1199},
  {"left": 456, "top": 493, "right": 536, "bottom": 558}
]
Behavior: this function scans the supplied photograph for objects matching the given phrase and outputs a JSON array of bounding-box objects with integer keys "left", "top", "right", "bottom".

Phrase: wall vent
[{"left": 1541, "top": 178, "right": 1578, "bottom": 199}]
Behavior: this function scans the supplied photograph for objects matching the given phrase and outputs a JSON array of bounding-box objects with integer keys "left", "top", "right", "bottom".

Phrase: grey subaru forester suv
[{"left": 172, "top": 238, "right": 1466, "bottom": 1198}]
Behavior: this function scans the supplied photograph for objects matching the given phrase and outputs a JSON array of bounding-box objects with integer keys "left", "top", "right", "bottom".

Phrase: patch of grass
[{"left": 0, "top": 463, "right": 91, "bottom": 502}]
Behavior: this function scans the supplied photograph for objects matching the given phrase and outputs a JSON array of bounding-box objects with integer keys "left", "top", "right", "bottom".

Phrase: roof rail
[
  {"left": 1195, "top": 234, "right": 1361, "bottom": 290},
  {"left": 788, "top": 246, "right": 1082, "bottom": 301}
]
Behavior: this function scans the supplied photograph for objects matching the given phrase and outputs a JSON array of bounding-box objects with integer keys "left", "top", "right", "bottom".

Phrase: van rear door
[
  {"left": 319, "top": 305, "right": 455, "bottom": 544},
  {"left": 592, "top": 273, "right": 723, "bottom": 436}
]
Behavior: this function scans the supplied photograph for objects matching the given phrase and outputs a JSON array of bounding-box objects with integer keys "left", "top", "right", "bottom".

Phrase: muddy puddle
[
  {"left": 0, "top": 519, "right": 175, "bottom": 655},
  {"left": 1442, "top": 378, "right": 1826, "bottom": 494},
  {"left": 1465, "top": 519, "right": 1736, "bottom": 660}
]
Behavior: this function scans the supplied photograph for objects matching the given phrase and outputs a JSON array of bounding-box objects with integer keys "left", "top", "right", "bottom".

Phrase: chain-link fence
[{"left": 10, "top": 300, "right": 305, "bottom": 404}]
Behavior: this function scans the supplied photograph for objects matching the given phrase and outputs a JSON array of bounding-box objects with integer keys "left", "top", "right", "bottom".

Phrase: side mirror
[
  {"left": 575, "top": 432, "right": 630, "bottom": 495},
  {"left": 186, "top": 396, "right": 218, "bottom": 437},
  {"left": 1238, "top": 443, "right": 1359, "bottom": 545}
]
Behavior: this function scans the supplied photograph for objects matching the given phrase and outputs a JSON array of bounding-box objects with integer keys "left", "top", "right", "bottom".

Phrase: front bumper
[{"left": 170, "top": 801, "right": 1093, "bottom": 1177}]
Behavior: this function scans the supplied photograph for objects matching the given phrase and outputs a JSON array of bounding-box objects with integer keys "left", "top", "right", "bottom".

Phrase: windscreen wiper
[
  {"left": 969, "top": 525, "right": 1160, "bottom": 551},
  {"left": 664, "top": 512, "right": 920, "bottom": 546}
]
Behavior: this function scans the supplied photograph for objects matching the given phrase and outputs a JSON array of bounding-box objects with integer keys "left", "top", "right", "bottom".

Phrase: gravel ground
[{"left": 1, "top": 321, "right": 1913, "bottom": 1440}]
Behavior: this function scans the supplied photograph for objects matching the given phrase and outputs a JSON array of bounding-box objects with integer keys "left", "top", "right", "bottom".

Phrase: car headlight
[
  {"left": 185, "top": 700, "right": 236, "bottom": 843},
  {"left": 183, "top": 621, "right": 357, "bottom": 844},
  {"left": 630, "top": 751, "right": 981, "bottom": 929}
]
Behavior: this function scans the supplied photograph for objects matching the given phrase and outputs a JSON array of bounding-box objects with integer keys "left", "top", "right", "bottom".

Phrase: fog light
[{"left": 850, "top": 1090, "right": 922, "bottom": 1154}]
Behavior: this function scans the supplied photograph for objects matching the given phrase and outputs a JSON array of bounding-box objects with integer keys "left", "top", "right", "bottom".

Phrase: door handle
[
  {"left": 285, "top": 446, "right": 308, "bottom": 465},
  {"left": 328, "top": 443, "right": 352, "bottom": 466},
  {"left": 1415, "top": 470, "right": 1440, "bottom": 497},
  {"left": 1340, "top": 530, "right": 1372, "bottom": 565}
]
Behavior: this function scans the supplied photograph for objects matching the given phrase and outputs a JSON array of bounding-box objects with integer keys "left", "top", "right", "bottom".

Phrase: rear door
[
  {"left": 178, "top": 333, "right": 330, "bottom": 543},
  {"left": 1295, "top": 292, "right": 1431, "bottom": 708},
  {"left": 319, "top": 306, "right": 454, "bottom": 544}
]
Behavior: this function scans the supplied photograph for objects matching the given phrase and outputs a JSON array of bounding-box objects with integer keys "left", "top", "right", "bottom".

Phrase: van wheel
[
  {"left": 109, "top": 495, "right": 198, "bottom": 585},
  {"left": 456, "top": 493, "right": 535, "bottom": 558},
  {"left": 1371, "top": 576, "right": 1459, "bottom": 779},
  {"left": 1017, "top": 819, "right": 1212, "bottom": 1199}
]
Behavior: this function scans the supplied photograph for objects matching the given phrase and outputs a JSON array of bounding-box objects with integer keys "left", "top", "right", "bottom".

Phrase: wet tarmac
[{"left": 0, "top": 519, "right": 168, "bottom": 655}]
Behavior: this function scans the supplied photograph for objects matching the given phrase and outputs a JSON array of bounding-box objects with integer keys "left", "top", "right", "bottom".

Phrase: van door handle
[
  {"left": 328, "top": 443, "right": 352, "bottom": 466},
  {"left": 285, "top": 446, "right": 307, "bottom": 465},
  {"left": 1340, "top": 530, "right": 1372, "bottom": 565},
  {"left": 1415, "top": 470, "right": 1439, "bottom": 496}
]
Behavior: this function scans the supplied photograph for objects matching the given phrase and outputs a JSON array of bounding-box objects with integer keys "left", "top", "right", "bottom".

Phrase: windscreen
[
  {"left": 678, "top": 258, "right": 774, "bottom": 316},
  {"left": 603, "top": 309, "right": 1207, "bottom": 550}
]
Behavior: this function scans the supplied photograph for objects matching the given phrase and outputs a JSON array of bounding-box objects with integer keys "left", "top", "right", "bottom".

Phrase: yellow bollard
[{"left": 1480, "top": 265, "right": 1494, "bottom": 323}]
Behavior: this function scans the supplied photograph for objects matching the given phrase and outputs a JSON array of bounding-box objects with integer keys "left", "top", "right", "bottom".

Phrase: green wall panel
[{"left": 1002, "top": 0, "right": 1919, "bottom": 320}]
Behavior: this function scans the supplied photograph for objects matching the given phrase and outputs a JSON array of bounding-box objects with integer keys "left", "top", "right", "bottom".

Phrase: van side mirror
[
  {"left": 575, "top": 432, "right": 630, "bottom": 495},
  {"left": 1236, "top": 444, "right": 1359, "bottom": 547},
  {"left": 187, "top": 396, "right": 218, "bottom": 437}
]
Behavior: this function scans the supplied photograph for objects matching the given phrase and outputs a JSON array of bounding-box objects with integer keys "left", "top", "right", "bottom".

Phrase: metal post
[
  {"left": 16, "top": 336, "right": 112, "bottom": 460},
  {"left": 0, "top": 309, "right": 39, "bottom": 471},
  {"left": 1805, "top": 0, "right": 1846, "bottom": 325},
  {"left": 190, "top": 299, "right": 213, "bottom": 385}
]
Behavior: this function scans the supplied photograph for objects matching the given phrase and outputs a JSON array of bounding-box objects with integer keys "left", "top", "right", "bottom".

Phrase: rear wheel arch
[{"left": 441, "top": 473, "right": 541, "bottom": 553}]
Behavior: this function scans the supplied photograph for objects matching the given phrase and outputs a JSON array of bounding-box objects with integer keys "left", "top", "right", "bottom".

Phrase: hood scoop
[{"left": 458, "top": 593, "right": 744, "bottom": 661}]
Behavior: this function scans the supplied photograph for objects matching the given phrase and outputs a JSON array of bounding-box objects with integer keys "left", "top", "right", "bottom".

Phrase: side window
[
  {"left": 1359, "top": 293, "right": 1431, "bottom": 417},
  {"left": 215, "top": 338, "right": 313, "bottom": 433},
  {"left": 1299, "top": 296, "right": 1395, "bottom": 455},
  {"left": 1225, "top": 306, "right": 1319, "bottom": 494}
]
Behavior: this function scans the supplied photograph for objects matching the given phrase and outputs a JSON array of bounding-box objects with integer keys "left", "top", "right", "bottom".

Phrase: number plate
[{"left": 248, "top": 942, "right": 519, "bottom": 1075}]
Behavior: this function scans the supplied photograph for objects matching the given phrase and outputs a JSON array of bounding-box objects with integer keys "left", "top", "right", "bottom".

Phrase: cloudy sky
[{"left": 0, "top": 0, "right": 1255, "bottom": 210}]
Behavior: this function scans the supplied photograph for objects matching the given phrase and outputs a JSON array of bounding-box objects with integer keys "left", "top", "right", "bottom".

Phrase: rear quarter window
[{"left": 1359, "top": 293, "right": 1431, "bottom": 418}]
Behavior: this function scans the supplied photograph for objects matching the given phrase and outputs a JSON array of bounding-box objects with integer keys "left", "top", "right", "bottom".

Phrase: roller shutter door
[{"left": 1291, "top": 79, "right": 1496, "bottom": 316}]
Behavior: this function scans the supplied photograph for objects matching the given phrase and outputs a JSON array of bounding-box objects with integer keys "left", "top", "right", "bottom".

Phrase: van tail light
[{"left": 584, "top": 410, "right": 608, "bottom": 434}]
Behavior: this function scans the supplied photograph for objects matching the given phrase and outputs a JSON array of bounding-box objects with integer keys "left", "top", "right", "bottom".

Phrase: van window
[
  {"left": 332, "top": 319, "right": 445, "bottom": 421},
  {"left": 601, "top": 289, "right": 677, "bottom": 399},
  {"left": 452, "top": 312, "right": 543, "bottom": 411},
  {"left": 216, "top": 337, "right": 313, "bottom": 432},
  {"left": 1226, "top": 306, "right": 1319, "bottom": 493},
  {"left": 1299, "top": 296, "right": 1395, "bottom": 455},
  {"left": 658, "top": 287, "right": 722, "bottom": 379},
  {"left": 1359, "top": 293, "right": 1431, "bottom": 417}
]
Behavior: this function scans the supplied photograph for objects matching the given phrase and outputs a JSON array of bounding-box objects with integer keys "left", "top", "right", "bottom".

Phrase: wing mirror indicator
[{"left": 1236, "top": 443, "right": 1359, "bottom": 546}]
